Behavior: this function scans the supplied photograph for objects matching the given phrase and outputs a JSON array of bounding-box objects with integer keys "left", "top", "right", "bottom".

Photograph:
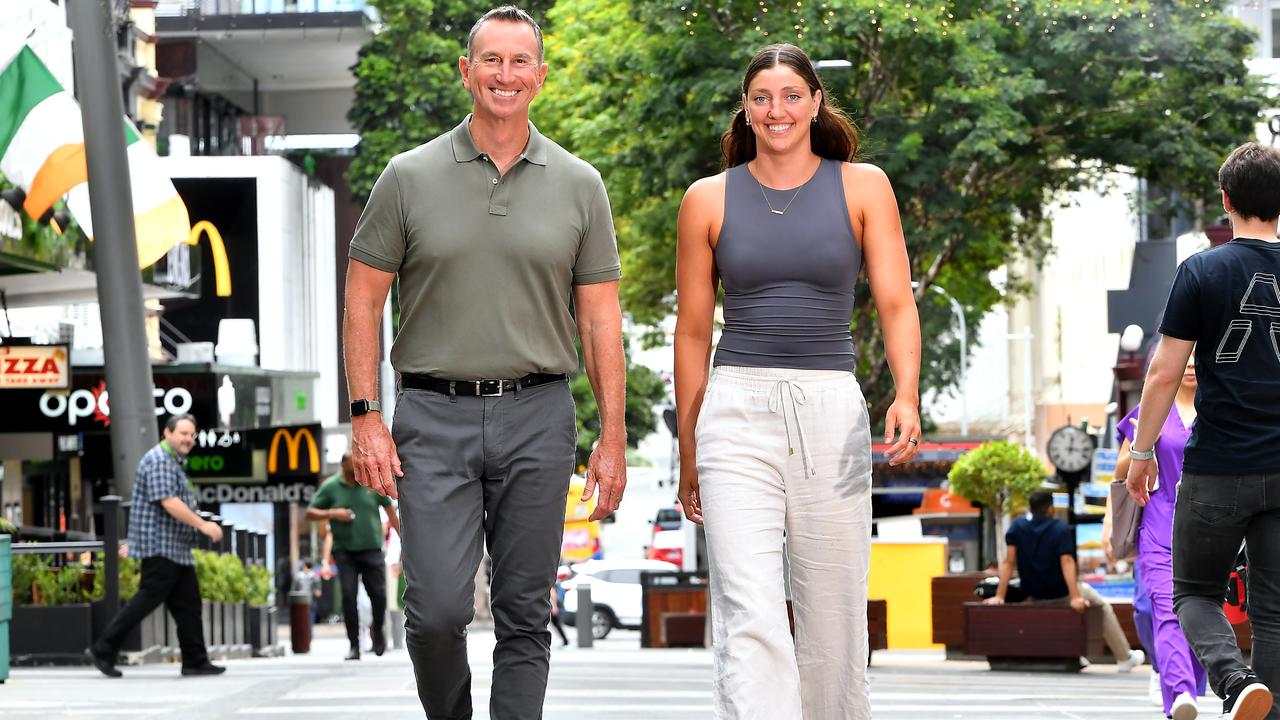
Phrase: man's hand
[
  {"left": 983, "top": 596, "right": 1005, "bottom": 606},
  {"left": 1069, "top": 596, "right": 1090, "bottom": 614},
  {"left": 584, "top": 438, "right": 626, "bottom": 522},
  {"left": 329, "top": 508, "right": 355, "bottom": 522},
  {"left": 1126, "top": 457, "right": 1158, "bottom": 507},
  {"left": 352, "top": 414, "right": 403, "bottom": 500},
  {"left": 200, "top": 521, "right": 223, "bottom": 543},
  {"left": 677, "top": 466, "right": 704, "bottom": 525}
]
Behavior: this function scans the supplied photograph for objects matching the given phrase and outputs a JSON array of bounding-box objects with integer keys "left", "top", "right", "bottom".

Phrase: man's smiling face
[{"left": 460, "top": 19, "right": 547, "bottom": 124}]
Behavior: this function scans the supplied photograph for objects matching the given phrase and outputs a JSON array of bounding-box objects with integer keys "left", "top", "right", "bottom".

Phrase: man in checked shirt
[{"left": 89, "top": 413, "right": 226, "bottom": 678}]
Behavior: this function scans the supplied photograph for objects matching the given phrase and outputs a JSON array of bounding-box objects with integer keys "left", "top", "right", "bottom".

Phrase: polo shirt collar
[{"left": 450, "top": 114, "right": 548, "bottom": 166}]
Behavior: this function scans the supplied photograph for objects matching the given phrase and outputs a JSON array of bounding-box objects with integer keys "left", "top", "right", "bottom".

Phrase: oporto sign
[{"left": 38, "top": 380, "right": 194, "bottom": 428}]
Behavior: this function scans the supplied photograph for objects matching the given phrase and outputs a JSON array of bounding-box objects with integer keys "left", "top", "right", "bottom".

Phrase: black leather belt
[{"left": 400, "top": 372, "right": 566, "bottom": 397}]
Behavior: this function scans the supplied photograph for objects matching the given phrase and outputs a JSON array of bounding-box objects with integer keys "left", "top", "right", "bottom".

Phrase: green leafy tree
[
  {"left": 535, "top": 0, "right": 1270, "bottom": 425},
  {"left": 948, "top": 440, "right": 1047, "bottom": 560}
]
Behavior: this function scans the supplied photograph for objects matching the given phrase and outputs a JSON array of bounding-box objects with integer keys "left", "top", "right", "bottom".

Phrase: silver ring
[{"left": 907, "top": 438, "right": 919, "bottom": 446}]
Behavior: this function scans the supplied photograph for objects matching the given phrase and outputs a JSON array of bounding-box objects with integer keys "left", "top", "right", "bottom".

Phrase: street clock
[{"left": 1046, "top": 425, "right": 1094, "bottom": 474}]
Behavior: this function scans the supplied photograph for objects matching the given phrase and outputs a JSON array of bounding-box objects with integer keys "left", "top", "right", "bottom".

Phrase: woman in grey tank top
[{"left": 673, "top": 44, "right": 922, "bottom": 720}]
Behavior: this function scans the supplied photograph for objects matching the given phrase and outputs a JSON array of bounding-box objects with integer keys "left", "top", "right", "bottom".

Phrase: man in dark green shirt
[{"left": 307, "top": 453, "right": 400, "bottom": 659}]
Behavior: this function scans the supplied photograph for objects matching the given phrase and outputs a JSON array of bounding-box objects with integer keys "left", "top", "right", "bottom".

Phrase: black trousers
[
  {"left": 94, "top": 556, "right": 208, "bottom": 668},
  {"left": 1174, "top": 472, "right": 1280, "bottom": 719},
  {"left": 333, "top": 548, "right": 387, "bottom": 650}
]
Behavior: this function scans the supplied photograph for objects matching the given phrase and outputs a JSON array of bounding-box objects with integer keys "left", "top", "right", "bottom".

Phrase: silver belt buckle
[{"left": 476, "top": 379, "right": 503, "bottom": 397}]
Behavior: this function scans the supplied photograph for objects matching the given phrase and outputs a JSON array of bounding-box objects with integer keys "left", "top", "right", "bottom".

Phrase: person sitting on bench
[{"left": 985, "top": 490, "right": 1145, "bottom": 672}]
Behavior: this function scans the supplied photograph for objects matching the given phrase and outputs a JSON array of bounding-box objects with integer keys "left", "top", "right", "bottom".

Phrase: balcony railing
[{"left": 156, "top": 0, "right": 367, "bottom": 17}]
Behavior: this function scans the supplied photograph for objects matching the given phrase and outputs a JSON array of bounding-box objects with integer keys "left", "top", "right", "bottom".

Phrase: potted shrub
[
  {"left": 218, "top": 553, "right": 248, "bottom": 650},
  {"left": 10, "top": 554, "right": 95, "bottom": 662},
  {"left": 245, "top": 563, "right": 275, "bottom": 653},
  {"left": 947, "top": 440, "right": 1047, "bottom": 566},
  {"left": 194, "top": 550, "right": 225, "bottom": 652}
]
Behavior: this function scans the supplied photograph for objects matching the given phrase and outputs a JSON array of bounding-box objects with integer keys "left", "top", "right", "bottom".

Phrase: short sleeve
[
  {"left": 1115, "top": 405, "right": 1140, "bottom": 446},
  {"left": 1158, "top": 260, "right": 1202, "bottom": 341},
  {"left": 1004, "top": 520, "right": 1021, "bottom": 548},
  {"left": 348, "top": 159, "right": 406, "bottom": 273},
  {"left": 309, "top": 482, "right": 333, "bottom": 510},
  {"left": 571, "top": 174, "right": 621, "bottom": 285},
  {"left": 1056, "top": 525, "right": 1076, "bottom": 558}
]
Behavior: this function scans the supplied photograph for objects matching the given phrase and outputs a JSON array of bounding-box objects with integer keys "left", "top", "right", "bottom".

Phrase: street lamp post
[
  {"left": 932, "top": 286, "right": 968, "bottom": 436},
  {"left": 912, "top": 282, "right": 968, "bottom": 436}
]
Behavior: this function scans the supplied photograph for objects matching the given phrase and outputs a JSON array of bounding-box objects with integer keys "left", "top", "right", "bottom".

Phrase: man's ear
[
  {"left": 1222, "top": 189, "right": 1233, "bottom": 215},
  {"left": 459, "top": 55, "right": 471, "bottom": 90}
]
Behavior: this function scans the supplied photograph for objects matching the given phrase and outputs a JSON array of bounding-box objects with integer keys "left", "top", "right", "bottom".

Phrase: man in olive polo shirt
[
  {"left": 306, "top": 453, "right": 400, "bottom": 660},
  {"left": 342, "top": 6, "right": 627, "bottom": 719}
]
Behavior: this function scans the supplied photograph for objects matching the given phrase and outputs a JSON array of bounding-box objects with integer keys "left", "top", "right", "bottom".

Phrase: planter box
[
  {"left": 229, "top": 603, "right": 245, "bottom": 647},
  {"left": 247, "top": 604, "right": 271, "bottom": 650},
  {"left": 10, "top": 604, "right": 94, "bottom": 663}
]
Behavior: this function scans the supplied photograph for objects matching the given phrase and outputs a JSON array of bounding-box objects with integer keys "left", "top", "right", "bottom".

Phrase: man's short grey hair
[
  {"left": 467, "top": 6, "right": 543, "bottom": 62},
  {"left": 164, "top": 413, "right": 197, "bottom": 432}
]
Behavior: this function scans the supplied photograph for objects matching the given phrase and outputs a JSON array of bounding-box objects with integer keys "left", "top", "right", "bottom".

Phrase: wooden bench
[
  {"left": 964, "top": 602, "right": 1104, "bottom": 672},
  {"left": 931, "top": 572, "right": 988, "bottom": 660}
]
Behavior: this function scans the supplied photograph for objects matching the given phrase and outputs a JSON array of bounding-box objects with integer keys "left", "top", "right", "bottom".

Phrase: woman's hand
[
  {"left": 883, "top": 396, "right": 922, "bottom": 466},
  {"left": 677, "top": 465, "right": 704, "bottom": 525}
]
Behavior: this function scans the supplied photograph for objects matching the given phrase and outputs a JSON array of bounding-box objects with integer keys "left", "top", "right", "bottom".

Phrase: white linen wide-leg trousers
[{"left": 696, "top": 365, "right": 874, "bottom": 720}]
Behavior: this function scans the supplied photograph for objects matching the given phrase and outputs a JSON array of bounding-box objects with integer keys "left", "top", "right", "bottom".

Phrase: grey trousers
[{"left": 393, "top": 380, "right": 576, "bottom": 720}]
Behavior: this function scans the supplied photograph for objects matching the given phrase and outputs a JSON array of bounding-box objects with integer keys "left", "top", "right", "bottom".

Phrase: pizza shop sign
[{"left": 0, "top": 344, "right": 70, "bottom": 389}]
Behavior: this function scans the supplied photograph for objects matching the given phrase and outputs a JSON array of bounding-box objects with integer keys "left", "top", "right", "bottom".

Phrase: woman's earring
[
  {"left": 745, "top": 113, "right": 751, "bottom": 126},
  {"left": 812, "top": 114, "right": 818, "bottom": 123}
]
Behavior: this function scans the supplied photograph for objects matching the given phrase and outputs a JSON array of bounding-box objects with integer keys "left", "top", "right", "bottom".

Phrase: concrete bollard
[{"left": 575, "top": 583, "right": 593, "bottom": 649}]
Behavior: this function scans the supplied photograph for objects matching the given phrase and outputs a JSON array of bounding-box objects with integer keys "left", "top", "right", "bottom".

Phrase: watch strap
[
  {"left": 1128, "top": 446, "right": 1155, "bottom": 461},
  {"left": 351, "top": 399, "right": 382, "bottom": 416}
]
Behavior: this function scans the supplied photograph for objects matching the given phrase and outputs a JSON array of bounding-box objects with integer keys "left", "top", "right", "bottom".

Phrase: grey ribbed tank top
[{"left": 713, "top": 158, "right": 860, "bottom": 371}]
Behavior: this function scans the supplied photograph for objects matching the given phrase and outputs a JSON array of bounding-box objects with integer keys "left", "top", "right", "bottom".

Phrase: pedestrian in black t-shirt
[
  {"left": 1127, "top": 143, "right": 1280, "bottom": 720},
  {"left": 985, "top": 491, "right": 1142, "bottom": 671}
]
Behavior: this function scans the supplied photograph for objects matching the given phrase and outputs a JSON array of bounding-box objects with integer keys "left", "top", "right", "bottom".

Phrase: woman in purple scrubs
[{"left": 1117, "top": 356, "right": 1208, "bottom": 719}]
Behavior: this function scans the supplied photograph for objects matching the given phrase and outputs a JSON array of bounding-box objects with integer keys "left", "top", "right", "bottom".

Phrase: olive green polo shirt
[
  {"left": 349, "top": 116, "right": 621, "bottom": 379},
  {"left": 309, "top": 473, "right": 392, "bottom": 552}
]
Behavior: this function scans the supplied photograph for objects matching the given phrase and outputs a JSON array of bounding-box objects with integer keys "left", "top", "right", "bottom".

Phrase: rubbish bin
[
  {"left": 0, "top": 534, "right": 10, "bottom": 682},
  {"left": 289, "top": 590, "right": 312, "bottom": 654}
]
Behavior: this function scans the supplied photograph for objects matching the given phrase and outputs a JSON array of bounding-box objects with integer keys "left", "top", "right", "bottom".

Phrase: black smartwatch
[{"left": 350, "top": 399, "right": 382, "bottom": 417}]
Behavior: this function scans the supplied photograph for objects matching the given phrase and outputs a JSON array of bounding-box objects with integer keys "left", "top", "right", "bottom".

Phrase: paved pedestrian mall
[{"left": 0, "top": 623, "right": 1232, "bottom": 719}]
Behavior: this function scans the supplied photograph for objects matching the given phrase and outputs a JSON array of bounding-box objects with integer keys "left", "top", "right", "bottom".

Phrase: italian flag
[{"left": 0, "top": 41, "right": 189, "bottom": 268}]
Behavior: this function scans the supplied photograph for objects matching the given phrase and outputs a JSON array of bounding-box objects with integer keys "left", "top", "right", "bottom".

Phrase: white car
[{"left": 560, "top": 559, "right": 679, "bottom": 639}]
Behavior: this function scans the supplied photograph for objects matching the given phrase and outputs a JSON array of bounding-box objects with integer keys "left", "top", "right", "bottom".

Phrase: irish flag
[{"left": 0, "top": 41, "right": 189, "bottom": 268}]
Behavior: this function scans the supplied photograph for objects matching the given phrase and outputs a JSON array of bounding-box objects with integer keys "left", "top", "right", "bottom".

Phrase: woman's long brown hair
[{"left": 721, "top": 43, "right": 860, "bottom": 169}]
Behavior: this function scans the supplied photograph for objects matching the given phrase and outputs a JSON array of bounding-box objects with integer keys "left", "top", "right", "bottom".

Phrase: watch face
[{"left": 1046, "top": 426, "right": 1093, "bottom": 473}]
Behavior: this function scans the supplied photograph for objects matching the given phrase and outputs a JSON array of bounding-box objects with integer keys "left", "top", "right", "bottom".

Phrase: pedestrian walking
[
  {"left": 548, "top": 586, "right": 569, "bottom": 647},
  {"left": 291, "top": 559, "right": 322, "bottom": 628},
  {"left": 1115, "top": 356, "right": 1208, "bottom": 719},
  {"left": 1127, "top": 142, "right": 1280, "bottom": 720},
  {"left": 306, "top": 453, "right": 400, "bottom": 660},
  {"left": 89, "top": 414, "right": 225, "bottom": 678},
  {"left": 342, "top": 5, "right": 626, "bottom": 718},
  {"left": 673, "top": 43, "right": 921, "bottom": 719}
]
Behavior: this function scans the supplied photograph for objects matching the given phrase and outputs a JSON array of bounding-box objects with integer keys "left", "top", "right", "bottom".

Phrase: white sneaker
[
  {"left": 1117, "top": 648, "right": 1145, "bottom": 673},
  {"left": 1170, "top": 691, "right": 1198, "bottom": 720},
  {"left": 1149, "top": 672, "right": 1163, "bottom": 706}
]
